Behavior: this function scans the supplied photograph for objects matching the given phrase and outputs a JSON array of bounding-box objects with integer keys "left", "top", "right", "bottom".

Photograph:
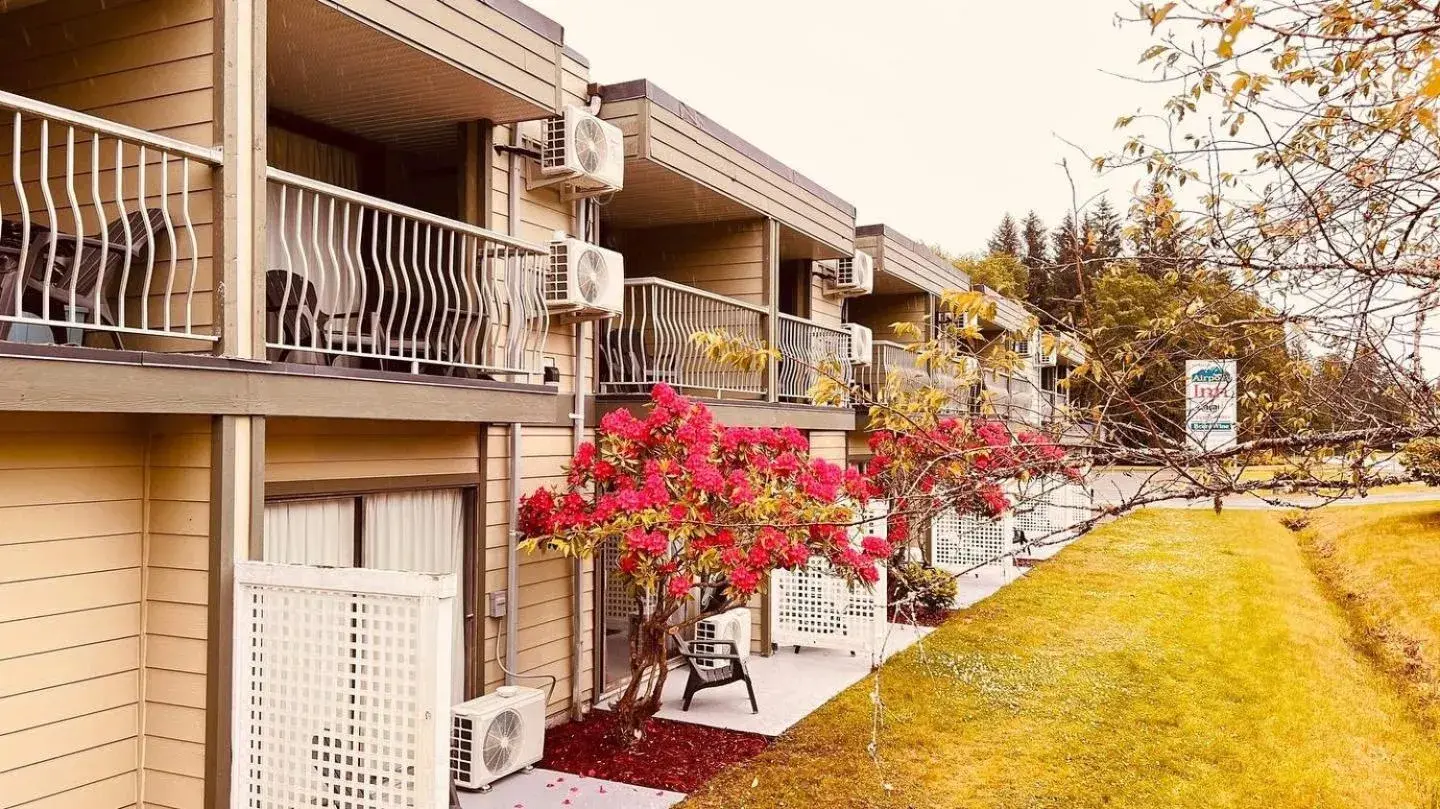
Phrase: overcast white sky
[{"left": 524, "top": 0, "right": 1163, "bottom": 256}]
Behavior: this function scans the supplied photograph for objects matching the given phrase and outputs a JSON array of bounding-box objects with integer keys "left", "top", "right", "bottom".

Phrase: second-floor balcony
[
  {"left": 598, "top": 277, "right": 852, "bottom": 406},
  {"left": 1, "top": 90, "right": 221, "bottom": 351},
  {"left": 265, "top": 169, "right": 550, "bottom": 381},
  {"left": 855, "top": 340, "right": 973, "bottom": 412}
]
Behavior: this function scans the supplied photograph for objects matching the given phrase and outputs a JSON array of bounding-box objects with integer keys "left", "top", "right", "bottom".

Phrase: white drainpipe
[
  {"left": 504, "top": 124, "right": 523, "bottom": 684},
  {"left": 569, "top": 195, "right": 591, "bottom": 718}
]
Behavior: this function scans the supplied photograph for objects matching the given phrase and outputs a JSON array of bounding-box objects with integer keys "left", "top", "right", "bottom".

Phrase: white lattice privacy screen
[
  {"left": 772, "top": 559, "right": 888, "bottom": 661},
  {"left": 1013, "top": 476, "right": 1064, "bottom": 543},
  {"left": 233, "top": 562, "right": 456, "bottom": 809},
  {"left": 931, "top": 507, "right": 1015, "bottom": 575},
  {"left": 771, "top": 499, "right": 889, "bottom": 662},
  {"left": 600, "top": 540, "right": 656, "bottom": 630}
]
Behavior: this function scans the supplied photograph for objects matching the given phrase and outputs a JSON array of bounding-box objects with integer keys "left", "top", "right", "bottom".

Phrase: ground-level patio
[{"left": 653, "top": 622, "right": 934, "bottom": 736}]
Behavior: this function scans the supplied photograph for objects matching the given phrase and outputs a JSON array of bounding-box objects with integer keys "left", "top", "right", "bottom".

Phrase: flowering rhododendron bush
[
  {"left": 864, "top": 418, "right": 1077, "bottom": 555},
  {"left": 518, "top": 384, "right": 886, "bottom": 742}
]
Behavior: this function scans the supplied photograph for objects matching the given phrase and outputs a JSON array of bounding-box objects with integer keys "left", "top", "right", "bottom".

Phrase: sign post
[{"left": 1185, "top": 360, "right": 1237, "bottom": 451}]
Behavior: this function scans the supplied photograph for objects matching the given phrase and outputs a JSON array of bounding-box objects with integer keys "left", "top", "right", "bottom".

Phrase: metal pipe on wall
[
  {"left": 568, "top": 196, "right": 591, "bottom": 718},
  {"left": 504, "top": 124, "right": 523, "bottom": 684}
]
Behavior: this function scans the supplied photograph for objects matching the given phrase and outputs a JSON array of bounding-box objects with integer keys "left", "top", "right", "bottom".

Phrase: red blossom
[
  {"left": 729, "top": 567, "right": 761, "bottom": 593},
  {"left": 860, "top": 535, "right": 892, "bottom": 559},
  {"left": 667, "top": 576, "right": 694, "bottom": 599}
]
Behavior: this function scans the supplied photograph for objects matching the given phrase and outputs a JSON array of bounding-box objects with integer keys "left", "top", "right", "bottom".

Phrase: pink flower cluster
[
  {"left": 518, "top": 384, "right": 885, "bottom": 606},
  {"left": 866, "top": 417, "right": 1075, "bottom": 525}
]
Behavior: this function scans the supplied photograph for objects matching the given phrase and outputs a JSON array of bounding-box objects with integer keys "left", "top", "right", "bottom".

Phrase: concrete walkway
[
  {"left": 458, "top": 768, "right": 684, "bottom": 809},
  {"left": 654, "top": 622, "right": 933, "bottom": 736}
]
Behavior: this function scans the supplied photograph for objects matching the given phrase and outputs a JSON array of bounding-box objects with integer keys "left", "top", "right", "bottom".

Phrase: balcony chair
[
  {"left": 677, "top": 638, "right": 758, "bottom": 714},
  {"left": 0, "top": 209, "right": 165, "bottom": 346},
  {"left": 265, "top": 269, "right": 379, "bottom": 364}
]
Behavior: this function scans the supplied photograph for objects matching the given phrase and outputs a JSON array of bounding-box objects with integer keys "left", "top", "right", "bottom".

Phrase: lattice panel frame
[
  {"left": 931, "top": 508, "right": 1014, "bottom": 573},
  {"left": 233, "top": 563, "right": 455, "bottom": 809},
  {"left": 1013, "top": 476, "right": 1070, "bottom": 543},
  {"left": 771, "top": 558, "right": 888, "bottom": 662},
  {"left": 600, "top": 540, "right": 655, "bottom": 628}
]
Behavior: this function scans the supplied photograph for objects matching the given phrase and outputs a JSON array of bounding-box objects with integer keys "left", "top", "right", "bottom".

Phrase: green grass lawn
[
  {"left": 1300, "top": 502, "right": 1440, "bottom": 729},
  {"left": 683, "top": 509, "right": 1440, "bottom": 809}
]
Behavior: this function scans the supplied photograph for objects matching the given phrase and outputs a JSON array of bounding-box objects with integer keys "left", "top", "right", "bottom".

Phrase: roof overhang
[
  {"left": 978, "top": 286, "right": 1033, "bottom": 334},
  {"left": 597, "top": 80, "right": 855, "bottom": 260},
  {"left": 856, "top": 224, "right": 968, "bottom": 297},
  {"left": 268, "top": 0, "right": 574, "bottom": 153}
]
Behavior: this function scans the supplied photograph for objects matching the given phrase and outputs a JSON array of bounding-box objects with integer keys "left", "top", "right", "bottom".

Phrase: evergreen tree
[
  {"left": 1082, "top": 197, "right": 1123, "bottom": 262},
  {"left": 1128, "top": 181, "right": 1184, "bottom": 277},
  {"left": 1047, "top": 213, "right": 1085, "bottom": 326},
  {"left": 986, "top": 213, "right": 1022, "bottom": 257},
  {"left": 1020, "top": 211, "right": 1051, "bottom": 308}
]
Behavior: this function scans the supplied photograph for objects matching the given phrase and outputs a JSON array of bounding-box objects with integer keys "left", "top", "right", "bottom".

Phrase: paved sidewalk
[
  {"left": 457, "top": 768, "right": 684, "bottom": 809},
  {"left": 654, "top": 622, "right": 933, "bottom": 736}
]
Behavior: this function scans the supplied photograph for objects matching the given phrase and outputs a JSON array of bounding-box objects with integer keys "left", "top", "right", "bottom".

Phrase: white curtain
[
  {"left": 262, "top": 498, "right": 356, "bottom": 567},
  {"left": 364, "top": 489, "right": 467, "bottom": 702}
]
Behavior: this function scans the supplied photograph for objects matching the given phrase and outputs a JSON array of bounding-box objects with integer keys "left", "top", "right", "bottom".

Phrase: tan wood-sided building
[
  {"left": 0, "top": 0, "right": 609, "bottom": 807},
  {"left": 846, "top": 223, "right": 972, "bottom": 459},
  {"left": 846, "top": 224, "right": 1086, "bottom": 460},
  {"left": 586, "top": 79, "right": 862, "bottom": 671}
]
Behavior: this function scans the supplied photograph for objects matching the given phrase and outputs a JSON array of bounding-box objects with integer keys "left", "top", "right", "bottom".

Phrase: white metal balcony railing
[
  {"left": 598, "top": 277, "right": 766, "bottom": 398},
  {"left": 0, "top": 90, "right": 222, "bottom": 347},
  {"left": 777, "top": 312, "right": 851, "bottom": 405},
  {"left": 266, "top": 169, "right": 549, "bottom": 378},
  {"left": 856, "top": 340, "right": 925, "bottom": 402}
]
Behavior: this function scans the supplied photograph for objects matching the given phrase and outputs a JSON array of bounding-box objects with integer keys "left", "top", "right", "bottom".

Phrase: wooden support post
[
  {"left": 764, "top": 218, "right": 780, "bottom": 403},
  {"left": 214, "top": 0, "right": 266, "bottom": 360},
  {"left": 205, "top": 415, "right": 264, "bottom": 809}
]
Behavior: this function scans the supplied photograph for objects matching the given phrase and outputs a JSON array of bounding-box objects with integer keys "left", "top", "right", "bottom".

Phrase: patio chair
[
  {"left": 677, "top": 638, "right": 758, "bottom": 714},
  {"left": 264, "top": 269, "right": 378, "bottom": 364},
  {"left": 0, "top": 209, "right": 165, "bottom": 346}
]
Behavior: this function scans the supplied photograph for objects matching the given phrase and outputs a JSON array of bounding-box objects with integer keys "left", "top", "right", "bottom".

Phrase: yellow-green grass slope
[
  {"left": 684, "top": 510, "right": 1440, "bottom": 809},
  {"left": 1300, "top": 502, "right": 1440, "bottom": 729}
]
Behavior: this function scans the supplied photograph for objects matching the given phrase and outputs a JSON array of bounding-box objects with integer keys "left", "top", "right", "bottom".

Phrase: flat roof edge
[
  {"left": 561, "top": 44, "right": 590, "bottom": 68},
  {"left": 480, "top": 0, "right": 564, "bottom": 45},
  {"left": 598, "top": 79, "right": 856, "bottom": 218},
  {"left": 858, "top": 222, "right": 971, "bottom": 290}
]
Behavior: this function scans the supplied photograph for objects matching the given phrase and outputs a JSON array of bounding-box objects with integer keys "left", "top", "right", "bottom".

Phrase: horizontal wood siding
[
  {"left": 489, "top": 123, "right": 587, "bottom": 394},
  {"left": 264, "top": 417, "right": 480, "bottom": 483},
  {"left": 848, "top": 293, "right": 931, "bottom": 343},
  {"left": 0, "top": 0, "right": 218, "bottom": 351},
  {"left": 483, "top": 425, "right": 594, "bottom": 718},
  {"left": 857, "top": 226, "right": 968, "bottom": 297},
  {"left": 0, "top": 413, "right": 146, "bottom": 809},
  {"left": 808, "top": 430, "right": 848, "bottom": 466},
  {"left": 142, "top": 416, "right": 211, "bottom": 809},
  {"left": 808, "top": 261, "right": 844, "bottom": 330},
  {"left": 560, "top": 52, "right": 590, "bottom": 109},
  {"left": 612, "top": 220, "right": 767, "bottom": 306}
]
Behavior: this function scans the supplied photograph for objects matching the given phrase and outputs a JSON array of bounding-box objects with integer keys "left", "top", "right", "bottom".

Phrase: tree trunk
[{"left": 609, "top": 612, "right": 672, "bottom": 745}]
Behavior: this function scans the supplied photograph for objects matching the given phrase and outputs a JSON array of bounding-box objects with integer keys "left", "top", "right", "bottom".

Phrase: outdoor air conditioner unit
[
  {"left": 1037, "top": 335, "right": 1058, "bottom": 367},
  {"left": 842, "top": 323, "right": 874, "bottom": 365},
  {"left": 832, "top": 251, "right": 874, "bottom": 296},
  {"left": 535, "top": 105, "right": 624, "bottom": 198},
  {"left": 693, "top": 607, "right": 751, "bottom": 671},
  {"left": 546, "top": 238, "right": 624, "bottom": 320},
  {"left": 451, "top": 686, "right": 547, "bottom": 791}
]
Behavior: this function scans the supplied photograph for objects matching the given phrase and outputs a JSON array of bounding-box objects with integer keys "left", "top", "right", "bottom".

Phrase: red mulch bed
[
  {"left": 541, "top": 711, "right": 770, "bottom": 793},
  {"left": 887, "top": 605, "right": 955, "bottom": 627}
]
